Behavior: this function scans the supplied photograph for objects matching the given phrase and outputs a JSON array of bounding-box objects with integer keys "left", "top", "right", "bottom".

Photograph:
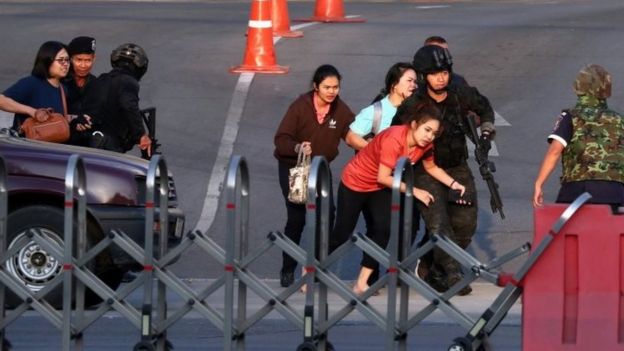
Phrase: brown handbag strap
[{"left": 59, "top": 84, "right": 67, "bottom": 115}]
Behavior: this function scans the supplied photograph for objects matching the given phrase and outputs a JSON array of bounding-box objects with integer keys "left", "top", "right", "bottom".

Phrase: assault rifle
[
  {"left": 465, "top": 112, "right": 505, "bottom": 219},
  {"left": 139, "top": 107, "right": 161, "bottom": 160}
]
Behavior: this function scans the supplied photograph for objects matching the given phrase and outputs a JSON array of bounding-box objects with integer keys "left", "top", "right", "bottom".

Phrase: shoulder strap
[
  {"left": 372, "top": 100, "right": 382, "bottom": 135},
  {"left": 59, "top": 85, "right": 68, "bottom": 115}
]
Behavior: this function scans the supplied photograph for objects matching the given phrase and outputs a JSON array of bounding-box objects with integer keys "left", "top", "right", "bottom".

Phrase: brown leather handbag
[{"left": 20, "top": 85, "right": 70, "bottom": 143}]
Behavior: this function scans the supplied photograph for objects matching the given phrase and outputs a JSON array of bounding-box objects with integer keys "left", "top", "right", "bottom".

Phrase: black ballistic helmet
[
  {"left": 412, "top": 45, "right": 453, "bottom": 78},
  {"left": 111, "top": 43, "right": 149, "bottom": 79}
]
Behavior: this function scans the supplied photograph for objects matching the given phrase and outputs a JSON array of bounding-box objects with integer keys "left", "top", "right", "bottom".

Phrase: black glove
[
  {"left": 479, "top": 132, "right": 492, "bottom": 152},
  {"left": 69, "top": 114, "right": 90, "bottom": 127}
]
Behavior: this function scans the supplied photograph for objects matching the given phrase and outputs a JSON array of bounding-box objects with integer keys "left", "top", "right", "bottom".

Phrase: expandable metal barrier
[
  {"left": 266, "top": 156, "right": 531, "bottom": 351},
  {"left": 0, "top": 154, "right": 178, "bottom": 351},
  {"left": 0, "top": 154, "right": 588, "bottom": 350}
]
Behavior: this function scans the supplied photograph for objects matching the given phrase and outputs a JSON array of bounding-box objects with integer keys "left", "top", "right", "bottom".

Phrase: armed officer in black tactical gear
[
  {"left": 83, "top": 43, "right": 152, "bottom": 156},
  {"left": 392, "top": 45, "right": 496, "bottom": 295}
]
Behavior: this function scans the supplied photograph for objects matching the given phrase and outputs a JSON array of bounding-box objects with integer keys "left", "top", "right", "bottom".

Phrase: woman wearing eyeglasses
[{"left": 0, "top": 41, "right": 83, "bottom": 133}]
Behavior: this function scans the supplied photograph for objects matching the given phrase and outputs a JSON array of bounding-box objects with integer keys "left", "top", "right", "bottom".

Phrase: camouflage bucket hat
[{"left": 573, "top": 64, "right": 612, "bottom": 99}]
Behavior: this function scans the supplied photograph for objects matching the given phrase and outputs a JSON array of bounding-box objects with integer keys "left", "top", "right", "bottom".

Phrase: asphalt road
[
  {"left": 1, "top": 0, "right": 623, "bottom": 348},
  {"left": 2, "top": 0, "right": 623, "bottom": 280},
  {"left": 3, "top": 316, "right": 521, "bottom": 351}
]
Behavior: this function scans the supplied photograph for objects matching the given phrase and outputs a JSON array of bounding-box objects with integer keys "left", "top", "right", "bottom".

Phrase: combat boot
[
  {"left": 423, "top": 267, "right": 449, "bottom": 293},
  {"left": 446, "top": 271, "right": 472, "bottom": 296},
  {"left": 280, "top": 269, "right": 294, "bottom": 287}
]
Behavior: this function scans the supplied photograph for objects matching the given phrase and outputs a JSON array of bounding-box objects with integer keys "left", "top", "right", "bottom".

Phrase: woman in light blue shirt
[{"left": 346, "top": 62, "right": 417, "bottom": 151}]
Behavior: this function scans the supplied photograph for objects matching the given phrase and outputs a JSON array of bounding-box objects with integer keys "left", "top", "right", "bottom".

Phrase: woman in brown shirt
[{"left": 273, "top": 64, "right": 354, "bottom": 287}]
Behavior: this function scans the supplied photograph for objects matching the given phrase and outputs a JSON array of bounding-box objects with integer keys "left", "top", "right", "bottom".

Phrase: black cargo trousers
[
  {"left": 277, "top": 161, "right": 335, "bottom": 274},
  {"left": 414, "top": 162, "right": 477, "bottom": 282}
]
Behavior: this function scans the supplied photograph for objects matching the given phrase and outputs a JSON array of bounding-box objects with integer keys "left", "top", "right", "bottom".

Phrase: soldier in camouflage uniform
[
  {"left": 534, "top": 64, "right": 624, "bottom": 207},
  {"left": 392, "top": 45, "right": 496, "bottom": 295}
]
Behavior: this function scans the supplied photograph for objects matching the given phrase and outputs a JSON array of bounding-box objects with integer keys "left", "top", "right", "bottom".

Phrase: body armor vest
[
  {"left": 561, "top": 106, "right": 624, "bottom": 183},
  {"left": 433, "top": 92, "right": 469, "bottom": 169}
]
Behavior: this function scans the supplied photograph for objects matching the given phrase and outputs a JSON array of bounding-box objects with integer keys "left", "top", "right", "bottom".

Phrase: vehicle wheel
[
  {"left": 296, "top": 342, "right": 317, "bottom": 351},
  {"left": 479, "top": 335, "right": 493, "bottom": 351},
  {"left": 5, "top": 205, "right": 121, "bottom": 308},
  {"left": 133, "top": 341, "right": 156, "bottom": 351},
  {"left": 448, "top": 337, "right": 471, "bottom": 351}
]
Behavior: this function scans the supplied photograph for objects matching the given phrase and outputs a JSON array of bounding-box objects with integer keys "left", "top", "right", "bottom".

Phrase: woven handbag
[{"left": 287, "top": 149, "right": 311, "bottom": 204}]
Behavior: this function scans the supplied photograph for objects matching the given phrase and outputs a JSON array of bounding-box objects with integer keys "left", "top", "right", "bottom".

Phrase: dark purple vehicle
[{"left": 0, "top": 129, "right": 184, "bottom": 307}]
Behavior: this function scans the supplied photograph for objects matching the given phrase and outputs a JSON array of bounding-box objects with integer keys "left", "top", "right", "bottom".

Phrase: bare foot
[
  {"left": 300, "top": 266, "right": 308, "bottom": 293},
  {"left": 352, "top": 284, "right": 369, "bottom": 296}
]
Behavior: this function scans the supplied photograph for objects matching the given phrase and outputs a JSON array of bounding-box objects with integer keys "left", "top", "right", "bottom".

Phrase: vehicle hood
[{"left": 0, "top": 134, "right": 151, "bottom": 205}]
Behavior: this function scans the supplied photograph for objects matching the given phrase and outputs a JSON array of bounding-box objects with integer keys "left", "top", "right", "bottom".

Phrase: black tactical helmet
[
  {"left": 412, "top": 45, "right": 453, "bottom": 77},
  {"left": 111, "top": 43, "right": 149, "bottom": 79}
]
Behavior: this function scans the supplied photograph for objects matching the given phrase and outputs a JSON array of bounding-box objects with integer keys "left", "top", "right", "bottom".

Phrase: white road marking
[
  {"left": 495, "top": 110, "right": 511, "bottom": 126},
  {"left": 194, "top": 72, "right": 254, "bottom": 234},
  {"left": 194, "top": 21, "right": 318, "bottom": 234},
  {"left": 416, "top": 6, "right": 450, "bottom": 10}
]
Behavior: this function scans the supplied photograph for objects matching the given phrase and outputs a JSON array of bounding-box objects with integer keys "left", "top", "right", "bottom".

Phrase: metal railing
[{"left": 0, "top": 154, "right": 557, "bottom": 350}]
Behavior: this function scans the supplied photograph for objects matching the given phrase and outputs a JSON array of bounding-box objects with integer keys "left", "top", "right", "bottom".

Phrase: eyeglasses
[{"left": 54, "top": 58, "right": 70, "bottom": 65}]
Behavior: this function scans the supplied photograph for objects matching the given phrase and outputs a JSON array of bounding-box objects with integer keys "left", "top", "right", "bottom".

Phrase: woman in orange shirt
[{"left": 330, "top": 101, "right": 466, "bottom": 294}]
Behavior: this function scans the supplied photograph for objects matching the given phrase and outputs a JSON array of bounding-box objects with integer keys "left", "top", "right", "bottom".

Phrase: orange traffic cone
[
  {"left": 230, "top": 0, "right": 289, "bottom": 74},
  {"left": 272, "top": 0, "right": 303, "bottom": 38},
  {"left": 294, "top": 0, "right": 365, "bottom": 23}
]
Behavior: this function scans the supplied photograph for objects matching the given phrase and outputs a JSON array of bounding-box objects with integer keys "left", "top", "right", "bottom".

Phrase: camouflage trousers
[{"left": 415, "top": 163, "right": 477, "bottom": 286}]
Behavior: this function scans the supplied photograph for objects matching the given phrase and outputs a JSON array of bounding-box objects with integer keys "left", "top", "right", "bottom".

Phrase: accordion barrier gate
[{"left": 0, "top": 154, "right": 595, "bottom": 350}]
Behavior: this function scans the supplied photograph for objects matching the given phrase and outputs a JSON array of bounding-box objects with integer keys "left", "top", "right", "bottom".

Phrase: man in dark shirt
[
  {"left": 65, "top": 36, "right": 97, "bottom": 145},
  {"left": 65, "top": 36, "right": 97, "bottom": 115}
]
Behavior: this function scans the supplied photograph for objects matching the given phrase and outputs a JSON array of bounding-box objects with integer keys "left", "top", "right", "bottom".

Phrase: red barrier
[{"left": 523, "top": 204, "right": 624, "bottom": 350}]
